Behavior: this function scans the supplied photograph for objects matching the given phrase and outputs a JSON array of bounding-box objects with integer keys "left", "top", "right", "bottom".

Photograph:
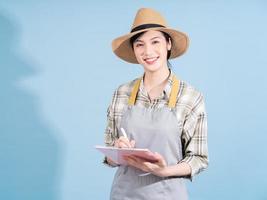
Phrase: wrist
[
  {"left": 152, "top": 166, "right": 172, "bottom": 178},
  {"left": 161, "top": 162, "right": 192, "bottom": 178},
  {"left": 161, "top": 166, "right": 173, "bottom": 177}
]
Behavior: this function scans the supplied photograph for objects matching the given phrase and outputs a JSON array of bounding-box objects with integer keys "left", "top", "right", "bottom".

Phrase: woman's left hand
[{"left": 124, "top": 152, "right": 169, "bottom": 177}]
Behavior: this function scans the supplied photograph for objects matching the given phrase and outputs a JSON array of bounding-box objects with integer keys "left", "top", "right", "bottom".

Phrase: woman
[{"left": 103, "top": 8, "right": 208, "bottom": 200}]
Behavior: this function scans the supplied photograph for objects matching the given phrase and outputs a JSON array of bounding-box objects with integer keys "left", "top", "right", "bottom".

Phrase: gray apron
[{"left": 110, "top": 76, "right": 188, "bottom": 200}]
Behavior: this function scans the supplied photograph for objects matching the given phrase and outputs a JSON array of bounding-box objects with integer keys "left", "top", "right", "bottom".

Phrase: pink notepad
[{"left": 95, "top": 145, "right": 159, "bottom": 165}]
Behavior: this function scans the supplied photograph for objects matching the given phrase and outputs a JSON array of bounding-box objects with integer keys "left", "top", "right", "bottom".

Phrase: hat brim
[{"left": 112, "top": 27, "right": 189, "bottom": 64}]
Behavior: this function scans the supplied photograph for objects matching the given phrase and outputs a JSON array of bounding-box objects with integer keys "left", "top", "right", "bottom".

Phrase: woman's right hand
[
  {"left": 114, "top": 136, "right": 135, "bottom": 148},
  {"left": 106, "top": 137, "right": 135, "bottom": 167}
]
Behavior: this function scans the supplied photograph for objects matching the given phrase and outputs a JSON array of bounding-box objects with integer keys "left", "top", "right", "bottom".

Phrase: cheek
[
  {"left": 159, "top": 47, "right": 168, "bottom": 58},
  {"left": 134, "top": 49, "right": 143, "bottom": 61}
]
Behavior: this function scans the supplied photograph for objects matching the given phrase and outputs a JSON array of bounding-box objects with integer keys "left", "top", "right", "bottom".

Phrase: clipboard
[{"left": 95, "top": 145, "right": 159, "bottom": 165}]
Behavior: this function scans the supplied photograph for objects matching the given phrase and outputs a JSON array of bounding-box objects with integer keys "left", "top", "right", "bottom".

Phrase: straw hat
[{"left": 112, "top": 8, "right": 189, "bottom": 64}]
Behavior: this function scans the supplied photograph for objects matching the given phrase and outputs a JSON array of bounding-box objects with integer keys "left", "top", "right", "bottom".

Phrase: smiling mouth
[{"left": 144, "top": 57, "right": 159, "bottom": 64}]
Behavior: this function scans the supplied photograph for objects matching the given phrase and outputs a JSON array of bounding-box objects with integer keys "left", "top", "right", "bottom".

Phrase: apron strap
[
  {"left": 128, "top": 78, "right": 142, "bottom": 106},
  {"left": 168, "top": 75, "right": 180, "bottom": 108},
  {"left": 128, "top": 75, "right": 180, "bottom": 108}
]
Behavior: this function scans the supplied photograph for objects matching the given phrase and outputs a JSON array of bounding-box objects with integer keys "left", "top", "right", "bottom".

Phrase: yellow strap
[
  {"left": 168, "top": 75, "right": 180, "bottom": 108},
  {"left": 128, "top": 75, "right": 180, "bottom": 108},
  {"left": 128, "top": 78, "right": 142, "bottom": 106}
]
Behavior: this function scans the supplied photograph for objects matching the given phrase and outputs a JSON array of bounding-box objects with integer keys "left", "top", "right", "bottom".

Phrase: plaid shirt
[{"left": 104, "top": 70, "right": 208, "bottom": 179}]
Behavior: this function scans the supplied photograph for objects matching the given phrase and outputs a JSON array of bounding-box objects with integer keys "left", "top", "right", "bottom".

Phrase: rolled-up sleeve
[
  {"left": 104, "top": 90, "right": 118, "bottom": 147},
  {"left": 104, "top": 105, "right": 116, "bottom": 147},
  {"left": 102, "top": 90, "right": 119, "bottom": 167},
  {"left": 180, "top": 94, "right": 209, "bottom": 180}
]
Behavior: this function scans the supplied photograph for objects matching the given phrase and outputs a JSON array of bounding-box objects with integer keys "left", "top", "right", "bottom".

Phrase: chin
[{"left": 143, "top": 64, "right": 162, "bottom": 73}]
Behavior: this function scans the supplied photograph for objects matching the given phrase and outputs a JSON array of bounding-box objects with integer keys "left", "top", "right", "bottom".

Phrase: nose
[{"left": 144, "top": 43, "right": 153, "bottom": 56}]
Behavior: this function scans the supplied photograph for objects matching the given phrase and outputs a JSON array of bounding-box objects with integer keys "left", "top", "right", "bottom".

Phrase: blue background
[{"left": 1, "top": 1, "right": 267, "bottom": 199}]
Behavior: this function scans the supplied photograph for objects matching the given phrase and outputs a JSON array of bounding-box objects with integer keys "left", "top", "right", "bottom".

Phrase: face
[{"left": 132, "top": 30, "right": 171, "bottom": 73}]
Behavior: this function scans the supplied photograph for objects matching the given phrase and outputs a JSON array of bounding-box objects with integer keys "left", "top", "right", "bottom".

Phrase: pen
[
  {"left": 120, "top": 128, "right": 128, "bottom": 139},
  {"left": 121, "top": 127, "right": 151, "bottom": 177},
  {"left": 121, "top": 127, "right": 131, "bottom": 148}
]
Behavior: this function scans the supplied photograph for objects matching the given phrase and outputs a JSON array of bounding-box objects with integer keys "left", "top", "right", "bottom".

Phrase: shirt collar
[{"left": 139, "top": 68, "right": 174, "bottom": 100}]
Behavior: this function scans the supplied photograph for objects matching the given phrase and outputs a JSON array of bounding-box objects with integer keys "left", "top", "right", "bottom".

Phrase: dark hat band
[{"left": 130, "top": 23, "right": 165, "bottom": 33}]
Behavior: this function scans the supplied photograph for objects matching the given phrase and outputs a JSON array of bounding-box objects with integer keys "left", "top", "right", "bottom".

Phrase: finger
[
  {"left": 114, "top": 139, "right": 125, "bottom": 148},
  {"left": 128, "top": 156, "right": 152, "bottom": 169},
  {"left": 129, "top": 156, "right": 152, "bottom": 167},
  {"left": 118, "top": 136, "right": 130, "bottom": 142},
  {"left": 124, "top": 157, "right": 136, "bottom": 166},
  {"left": 119, "top": 136, "right": 132, "bottom": 147},
  {"left": 126, "top": 157, "right": 149, "bottom": 172},
  {"left": 153, "top": 152, "right": 163, "bottom": 159},
  {"left": 126, "top": 156, "right": 141, "bottom": 167},
  {"left": 114, "top": 140, "right": 128, "bottom": 148},
  {"left": 121, "top": 141, "right": 132, "bottom": 148},
  {"left": 154, "top": 152, "right": 166, "bottom": 166},
  {"left": 127, "top": 155, "right": 141, "bottom": 163},
  {"left": 130, "top": 140, "right": 135, "bottom": 148},
  {"left": 116, "top": 137, "right": 132, "bottom": 148}
]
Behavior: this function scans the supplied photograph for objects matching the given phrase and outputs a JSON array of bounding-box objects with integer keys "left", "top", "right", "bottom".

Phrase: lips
[{"left": 144, "top": 56, "right": 159, "bottom": 65}]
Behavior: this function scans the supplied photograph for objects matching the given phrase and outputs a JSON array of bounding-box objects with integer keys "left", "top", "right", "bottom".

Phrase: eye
[
  {"left": 152, "top": 40, "right": 160, "bottom": 44},
  {"left": 135, "top": 43, "right": 144, "bottom": 47}
]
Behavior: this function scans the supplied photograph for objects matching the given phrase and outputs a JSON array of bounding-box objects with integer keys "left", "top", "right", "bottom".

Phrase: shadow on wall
[{"left": 0, "top": 11, "right": 62, "bottom": 200}]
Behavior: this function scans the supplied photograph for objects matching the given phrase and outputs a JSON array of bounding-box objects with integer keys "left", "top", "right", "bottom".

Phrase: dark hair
[{"left": 129, "top": 31, "right": 172, "bottom": 68}]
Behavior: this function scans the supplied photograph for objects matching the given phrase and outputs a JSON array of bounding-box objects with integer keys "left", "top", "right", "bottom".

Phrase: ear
[{"left": 167, "top": 37, "right": 172, "bottom": 51}]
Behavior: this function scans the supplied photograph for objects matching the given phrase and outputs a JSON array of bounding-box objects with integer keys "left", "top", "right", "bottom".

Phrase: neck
[{"left": 143, "top": 66, "right": 170, "bottom": 89}]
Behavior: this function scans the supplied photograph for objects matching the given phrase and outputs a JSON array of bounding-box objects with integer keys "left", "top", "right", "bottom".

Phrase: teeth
[{"left": 145, "top": 57, "right": 157, "bottom": 62}]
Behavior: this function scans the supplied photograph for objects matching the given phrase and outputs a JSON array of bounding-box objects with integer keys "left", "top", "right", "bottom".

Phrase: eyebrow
[{"left": 134, "top": 36, "right": 161, "bottom": 43}]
